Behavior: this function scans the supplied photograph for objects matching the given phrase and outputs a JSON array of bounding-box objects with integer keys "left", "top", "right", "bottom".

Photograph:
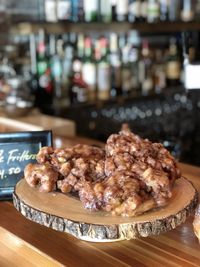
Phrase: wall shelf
[{"left": 10, "top": 21, "right": 200, "bottom": 35}]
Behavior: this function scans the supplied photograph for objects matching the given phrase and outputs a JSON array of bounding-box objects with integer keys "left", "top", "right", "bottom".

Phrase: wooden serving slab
[{"left": 13, "top": 177, "right": 198, "bottom": 242}]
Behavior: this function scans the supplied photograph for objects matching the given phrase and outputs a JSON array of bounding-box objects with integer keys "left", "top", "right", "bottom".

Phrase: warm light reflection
[{"left": 3, "top": 231, "right": 24, "bottom": 248}]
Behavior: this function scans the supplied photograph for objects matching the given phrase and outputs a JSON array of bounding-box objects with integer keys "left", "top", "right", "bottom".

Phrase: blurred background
[{"left": 0, "top": 0, "right": 200, "bottom": 165}]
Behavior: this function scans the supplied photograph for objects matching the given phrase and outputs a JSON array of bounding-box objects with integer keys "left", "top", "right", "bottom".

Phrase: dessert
[
  {"left": 193, "top": 204, "right": 200, "bottom": 242},
  {"left": 24, "top": 126, "right": 181, "bottom": 217}
]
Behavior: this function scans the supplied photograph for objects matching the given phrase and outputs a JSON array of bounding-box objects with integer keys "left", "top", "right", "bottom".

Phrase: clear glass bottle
[
  {"left": 116, "top": 0, "right": 129, "bottom": 21},
  {"left": 147, "top": 0, "right": 160, "bottom": 23},
  {"left": 57, "top": 0, "right": 71, "bottom": 21},
  {"left": 181, "top": 0, "right": 194, "bottom": 22},
  {"left": 100, "top": 0, "right": 112, "bottom": 22},
  {"left": 128, "top": 0, "right": 141, "bottom": 22},
  {"left": 44, "top": 0, "right": 57, "bottom": 22}
]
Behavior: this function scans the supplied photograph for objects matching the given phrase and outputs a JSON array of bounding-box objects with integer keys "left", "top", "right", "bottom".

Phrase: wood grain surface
[
  {"left": 13, "top": 177, "right": 198, "bottom": 242},
  {"left": 0, "top": 162, "right": 199, "bottom": 266}
]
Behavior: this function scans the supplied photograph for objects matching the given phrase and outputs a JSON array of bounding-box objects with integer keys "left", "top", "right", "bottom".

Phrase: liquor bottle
[
  {"left": 62, "top": 33, "right": 75, "bottom": 99},
  {"left": 140, "top": 0, "right": 148, "bottom": 22},
  {"left": 70, "top": 55, "right": 88, "bottom": 104},
  {"left": 82, "top": 37, "right": 96, "bottom": 101},
  {"left": 38, "top": 0, "right": 45, "bottom": 21},
  {"left": 128, "top": 0, "right": 141, "bottom": 23},
  {"left": 129, "top": 32, "right": 140, "bottom": 91},
  {"left": 74, "top": 34, "right": 84, "bottom": 68},
  {"left": 100, "top": 0, "right": 112, "bottom": 23},
  {"left": 181, "top": 0, "right": 194, "bottom": 22},
  {"left": 116, "top": 0, "right": 128, "bottom": 21},
  {"left": 168, "top": 0, "right": 181, "bottom": 21},
  {"left": 153, "top": 49, "right": 166, "bottom": 93},
  {"left": 50, "top": 36, "right": 69, "bottom": 109},
  {"left": 111, "top": 0, "right": 117, "bottom": 21},
  {"left": 147, "top": 0, "right": 159, "bottom": 23},
  {"left": 36, "top": 29, "right": 53, "bottom": 107},
  {"left": 70, "top": 33, "right": 86, "bottom": 103},
  {"left": 109, "top": 33, "right": 122, "bottom": 97},
  {"left": 29, "top": 34, "right": 38, "bottom": 97},
  {"left": 57, "top": 0, "right": 71, "bottom": 21},
  {"left": 121, "top": 39, "right": 133, "bottom": 96},
  {"left": 71, "top": 0, "right": 82, "bottom": 22},
  {"left": 195, "top": 0, "right": 200, "bottom": 21},
  {"left": 159, "top": 0, "right": 169, "bottom": 21},
  {"left": 44, "top": 0, "right": 57, "bottom": 22},
  {"left": 83, "top": 0, "right": 98, "bottom": 22},
  {"left": 138, "top": 39, "right": 154, "bottom": 95},
  {"left": 166, "top": 37, "right": 181, "bottom": 87},
  {"left": 97, "top": 37, "right": 111, "bottom": 101}
]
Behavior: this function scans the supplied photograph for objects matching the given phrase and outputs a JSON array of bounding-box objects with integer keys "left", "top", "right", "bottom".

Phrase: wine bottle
[
  {"left": 138, "top": 39, "right": 154, "bottom": 95},
  {"left": 121, "top": 38, "right": 133, "bottom": 96},
  {"left": 83, "top": 0, "right": 98, "bottom": 22},
  {"left": 111, "top": 0, "right": 117, "bottom": 21},
  {"left": 50, "top": 36, "right": 69, "bottom": 110},
  {"left": 82, "top": 37, "right": 96, "bottom": 101},
  {"left": 97, "top": 37, "right": 111, "bottom": 101},
  {"left": 154, "top": 49, "right": 166, "bottom": 93},
  {"left": 166, "top": 37, "right": 181, "bottom": 87},
  {"left": 109, "top": 33, "right": 122, "bottom": 97},
  {"left": 36, "top": 29, "right": 53, "bottom": 107}
]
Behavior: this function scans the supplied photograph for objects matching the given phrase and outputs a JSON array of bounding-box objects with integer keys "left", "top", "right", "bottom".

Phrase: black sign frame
[{"left": 0, "top": 130, "right": 52, "bottom": 200}]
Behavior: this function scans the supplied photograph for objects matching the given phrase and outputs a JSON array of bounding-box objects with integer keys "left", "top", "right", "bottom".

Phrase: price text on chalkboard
[{"left": 0, "top": 131, "right": 52, "bottom": 200}]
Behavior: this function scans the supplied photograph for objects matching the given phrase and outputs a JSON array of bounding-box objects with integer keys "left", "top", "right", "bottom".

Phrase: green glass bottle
[{"left": 83, "top": 0, "right": 98, "bottom": 22}]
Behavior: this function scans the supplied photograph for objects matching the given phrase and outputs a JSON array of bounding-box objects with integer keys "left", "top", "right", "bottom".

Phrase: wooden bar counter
[{"left": 0, "top": 135, "right": 200, "bottom": 267}]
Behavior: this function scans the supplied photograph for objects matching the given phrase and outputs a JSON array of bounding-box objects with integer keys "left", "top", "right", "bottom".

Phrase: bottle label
[
  {"left": 116, "top": 0, "right": 128, "bottom": 15},
  {"left": 57, "top": 1, "right": 71, "bottom": 20},
  {"left": 166, "top": 61, "right": 181, "bottom": 79},
  {"left": 83, "top": 0, "right": 98, "bottom": 13},
  {"left": 45, "top": 0, "right": 57, "bottom": 22},
  {"left": 82, "top": 63, "right": 96, "bottom": 87},
  {"left": 147, "top": 2, "right": 159, "bottom": 20}
]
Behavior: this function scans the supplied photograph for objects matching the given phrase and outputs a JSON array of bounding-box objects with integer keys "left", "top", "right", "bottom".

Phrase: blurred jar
[{"left": 4, "top": 76, "right": 34, "bottom": 117}]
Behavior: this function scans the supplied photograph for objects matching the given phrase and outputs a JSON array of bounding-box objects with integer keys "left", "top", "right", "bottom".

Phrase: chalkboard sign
[{"left": 0, "top": 131, "right": 52, "bottom": 200}]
